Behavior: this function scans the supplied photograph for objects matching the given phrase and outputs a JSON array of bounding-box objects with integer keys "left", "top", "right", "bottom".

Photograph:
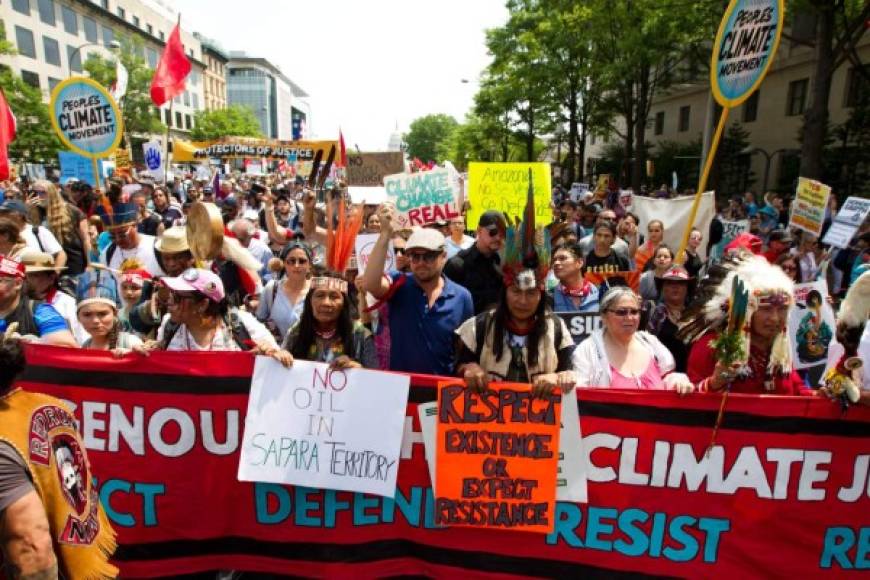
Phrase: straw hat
[{"left": 19, "top": 249, "right": 67, "bottom": 273}]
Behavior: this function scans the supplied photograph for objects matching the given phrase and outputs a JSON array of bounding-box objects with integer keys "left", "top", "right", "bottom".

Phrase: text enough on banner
[
  {"left": 15, "top": 346, "right": 870, "bottom": 578},
  {"left": 466, "top": 163, "right": 551, "bottom": 228}
]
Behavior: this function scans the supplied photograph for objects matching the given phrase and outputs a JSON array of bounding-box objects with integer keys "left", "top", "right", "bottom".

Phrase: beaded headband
[{"left": 310, "top": 276, "right": 348, "bottom": 294}]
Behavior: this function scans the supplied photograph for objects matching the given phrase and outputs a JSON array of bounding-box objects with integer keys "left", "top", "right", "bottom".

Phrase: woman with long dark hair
[
  {"left": 28, "top": 179, "right": 90, "bottom": 276},
  {"left": 257, "top": 241, "right": 312, "bottom": 339},
  {"left": 282, "top": 270, "right": 376, "bottom": 369}
]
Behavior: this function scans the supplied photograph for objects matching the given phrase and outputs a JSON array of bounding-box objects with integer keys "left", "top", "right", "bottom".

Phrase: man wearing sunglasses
[
  {"left": 362, "top": 204, "right": 473, "bottom": 376},
  {"left": 444, "top": 210, "right": 506, "bottom": 315},
  {"left": 97, "top": 184, "right": 165, "bottom": 281}
]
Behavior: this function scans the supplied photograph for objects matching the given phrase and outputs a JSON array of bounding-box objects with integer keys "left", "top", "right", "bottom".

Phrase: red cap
[
  {"left": 0, "top": 255, "right": 25, "bottom": 280},
  {"left": 725, "top": 232, "right": 763, "bottom": 255}
]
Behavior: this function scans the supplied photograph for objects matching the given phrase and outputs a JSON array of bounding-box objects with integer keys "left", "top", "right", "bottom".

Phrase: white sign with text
[{"left": 238, "top": 359, "right": 410, "bottom": 497}]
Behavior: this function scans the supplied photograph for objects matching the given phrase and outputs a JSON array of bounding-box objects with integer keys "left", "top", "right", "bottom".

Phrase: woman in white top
[
  {"left": 572, "top": 287, "right": 692, "bottom": 392},
  {"left": 138, "top": 268, "right": 290, "bottom": 366},
  {"left": 256, "top": 242, "right": 311, "bottom": 339}
]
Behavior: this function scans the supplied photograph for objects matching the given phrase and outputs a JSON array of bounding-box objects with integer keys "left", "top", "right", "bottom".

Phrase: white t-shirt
[
  {"left": 446, "top": 235, "right": 474, "bottom": 259},
  {"left": 100, "top": 234, "right": 165, "bottom": 280},
  {"left": 157, "top": 310, "right": 276, "bottom": 351},
  {"left": 21, "top": 225, "right": 62, "bottom": 255}
]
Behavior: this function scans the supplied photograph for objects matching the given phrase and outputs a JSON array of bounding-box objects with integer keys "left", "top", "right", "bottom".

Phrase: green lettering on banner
[{"left": 467, "top": 162, "right": 551, "bottom": 228}]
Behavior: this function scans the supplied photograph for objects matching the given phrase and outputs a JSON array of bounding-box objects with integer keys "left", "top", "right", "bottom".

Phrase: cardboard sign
[
  {"left": 49, "top": 76, "right": 123, "bottom": 158},
  {"left": 790, "top": 177, "right": 831, "bottom": 237},
  {"left": 822, "top": 196, "right": 870, "bottom": 249},
  {"left": 556, "top": 312, "right": 603, "bottom": 345},
  {"left": 466, "top": 162, "right": 551, "bottom": 228},
  {"left": 419, "top": 395, "right": 587, "bottom": 503},
  {"left": 142, "top": 140, "right": 164, "bottom": 180},
  {"left": 383, "top": 168, "right": 461, "bottom": 228},
  {"left": 172, "top": 138, "right": 338, "bottom": 162},
  {"left": 112, "top": 148, "right": 132, "bottom": 176},
  {"left": 58, "top": 151, "right": 110, "bottom": 187},
  {"left": 434, "top": 381, "right": 562, "bottom": 533},
  {"left": 711, "top": 0, "right": 784, "bottom": 108},
  {"left": 710, "top": 219, "right": 749, "bottom": 261},
  {"left": 238, "top": 359, "right": 410, "bottom": 497},
  {"left": 347, "top": 152, "right": 405, "bottom": 187},
  {"left": 789, "top": 280, "right": 836, "bottom": 372},
  {"left": 355, "top": 233, "right": 395, "bottom": 274}
]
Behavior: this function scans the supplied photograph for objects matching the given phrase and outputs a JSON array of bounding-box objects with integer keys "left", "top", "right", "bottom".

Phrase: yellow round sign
[
  {"left": 710, "top": 0, "right": 784, "bottom": 108},
  {"left": 49, "top": 76, "right": 124, "bottom": 159}
]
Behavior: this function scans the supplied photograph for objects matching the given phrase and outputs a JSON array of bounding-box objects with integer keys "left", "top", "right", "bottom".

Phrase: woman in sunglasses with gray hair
[{"left": 571, "top": 286, "right": 693, "bottom": 392}]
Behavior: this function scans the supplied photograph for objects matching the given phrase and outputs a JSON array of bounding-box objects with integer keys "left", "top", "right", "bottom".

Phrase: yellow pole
[
  {"left": 91, "top": 156, "right": 101, "bottom": 191},
  {"left": 675, "top": 106, "right": 730, "bottom": 264}
]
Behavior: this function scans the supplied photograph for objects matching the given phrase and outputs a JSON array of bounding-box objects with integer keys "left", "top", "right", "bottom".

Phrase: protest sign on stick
[
  {"left": 355, "top": 233, "right": 395, "bottom": 274},
  {"left": 466, "top": 162, "right": 551, "bottom": 228},
  {"left": 790, "top": 177, "right": 831, "bottom": 237},
  {"left": 434, "top": 381, "right": 561, "bottom": 533},
  {"left": 347, "top": 152, "right": 405, "bottom": 186},
  {"left": 383, "top": 168, "right": 462, "bottom": 228},
  {"left": 822, "top": 196, "right": 870, "bottom": 249},
  {"left": 238, "top": 359, "right": 410, "bottom": 497}
]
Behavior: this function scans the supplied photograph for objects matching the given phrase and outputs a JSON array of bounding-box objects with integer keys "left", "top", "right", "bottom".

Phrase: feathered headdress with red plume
[{"left": 311, "top": 187, "right": 363, "bottom": 294}]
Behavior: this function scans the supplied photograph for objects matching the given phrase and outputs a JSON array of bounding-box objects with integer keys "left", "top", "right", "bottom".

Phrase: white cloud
[{"left": 175, "top": 0, "right": 508, "bottom": 150}]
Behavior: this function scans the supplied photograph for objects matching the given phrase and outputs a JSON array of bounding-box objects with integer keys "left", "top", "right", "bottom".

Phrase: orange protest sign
[
  {"left": 434, "top": 381, "right": 561, "bottom": 534},
  {"left": 584, "top": 270, "right": 640, "bottom": 293}
]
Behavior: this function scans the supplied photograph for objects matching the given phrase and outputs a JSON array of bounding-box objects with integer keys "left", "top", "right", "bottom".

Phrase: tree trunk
[
  {"left": 566, "top": 79, "right": 579, "bottom": 185},
  {"left": 526, "top": 105, "right": 536, "bottom": 162},
  {"left": 632, "top": 71, "right": 650, "bottom": 192},
  {"left": 578, "top": 102, "right": 588, "bottom": 183},
  {"left": 799, "top": 2, "right": 835, "bottom": 180}
]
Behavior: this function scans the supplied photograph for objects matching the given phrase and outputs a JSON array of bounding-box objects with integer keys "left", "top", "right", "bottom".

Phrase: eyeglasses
[
  {"left": 108, "top": 225, "right": 134, "bottom": 239},
  {"left": 485, "top": 226, "right": 503, "bottom": 238},
  {"left": 608, "top": 308, "right": 641, "bottom": 317},
  {"left": 781, "top": 264, "right": 797, "bottom": 272},
  {"left": 552, "top": 254, "right": 575, "bottom": 263},
  {"left": 393, "top": 247, "right": 406, "bottom": 255},
  {"left": 286, "top": 258, "right": 308, "bottom": 266},
  {"left": 408, "top": 251, "right": 441, "bottom": 264}
]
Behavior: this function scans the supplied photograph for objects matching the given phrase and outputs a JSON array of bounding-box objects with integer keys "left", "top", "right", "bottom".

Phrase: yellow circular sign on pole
[
  {"left": 49, "top": 76, "right": 123, "bottom": 159},
  {"left": 710, "top": 0, "right": 784, "bottom": 108}
]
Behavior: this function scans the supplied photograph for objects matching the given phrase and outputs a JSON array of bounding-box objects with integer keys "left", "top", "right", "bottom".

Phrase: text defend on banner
[
  {"left": 238, "top": 359, "right": 410, "bottom": 497},
  {"left": 383, "top": 168, "right": 462, "bottom": 228},
  {"left": 435, "top": 381, "right": 562, "bottom": 533},
  {"left": 49, "top": 77, "right": 123, "bottom": 158},
  {"left": 790, "top": 177, "right": 831, "bottom": 237},
  {"left": 711, "top": 0, "right": 784, "bottom": 108},
  {"left": 467, "top": 162, "right": 552, "bottom": 228}
]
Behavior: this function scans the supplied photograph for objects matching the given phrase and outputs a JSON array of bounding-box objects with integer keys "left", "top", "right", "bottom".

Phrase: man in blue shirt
[
  {"left": 0, "top": 255, "right": 77, "bottom": 345},
  {"left": 362, "top": 206, "right": 473, "bottom": 376}
]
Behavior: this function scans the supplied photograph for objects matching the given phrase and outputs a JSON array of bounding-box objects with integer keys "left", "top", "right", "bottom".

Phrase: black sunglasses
[{"left": 408, "top": 251, "right": 441, "bottom": 263}]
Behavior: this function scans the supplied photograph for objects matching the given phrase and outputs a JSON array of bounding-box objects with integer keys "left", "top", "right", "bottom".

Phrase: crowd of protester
[{"left": 0, "top": 172, "right": 868, "bottom": 399}]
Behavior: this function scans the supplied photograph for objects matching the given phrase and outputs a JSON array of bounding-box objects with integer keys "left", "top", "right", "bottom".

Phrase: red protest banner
[
  {"left": 13, "top": 345, "right": 870, "bottom": 578},
  {"left": 435, "top": 381, "right": 561, "bottom": 533}
]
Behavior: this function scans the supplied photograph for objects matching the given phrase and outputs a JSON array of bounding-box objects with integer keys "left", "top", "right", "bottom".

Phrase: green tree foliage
[
  {"left": 190, "top": 105, "right": 262, "bottom": 141},
  {"left": 84, "top": 35, "right": 165, "bottom": 138},
  {"left": 713, "top": 122, "right": 755, "bottom": 201},
  {"left": 403, "top": 114, "right": 458, "bottom": 163},
  {"left": 823, "top": 93, "right": 870, "bottom": 199},
  {"left": 0, "top": 22, "right": 61, "bottom": 162}
]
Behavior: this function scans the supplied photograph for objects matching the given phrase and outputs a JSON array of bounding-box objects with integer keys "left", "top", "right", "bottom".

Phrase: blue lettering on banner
[
  {"left": 97, "top": 478, "right": 165, "bottom": 528},
  {"left": 820, "top": 526, "right": 870, "bottom": 569}
]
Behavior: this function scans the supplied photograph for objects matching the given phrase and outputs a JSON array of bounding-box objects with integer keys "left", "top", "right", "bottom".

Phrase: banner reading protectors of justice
[
  {"left": 16, "top": 345, "right": 870, "bottom": 578},
  {"left": 172, "top": 138, "right": 338, "bottom": 162}
]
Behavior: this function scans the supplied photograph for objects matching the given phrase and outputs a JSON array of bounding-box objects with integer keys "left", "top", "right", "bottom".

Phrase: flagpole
[{"left": 163, "top": 100, "right": 172, "bottom": 185}]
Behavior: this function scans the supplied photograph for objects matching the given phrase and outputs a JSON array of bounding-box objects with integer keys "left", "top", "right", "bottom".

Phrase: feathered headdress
[
  {"left": 678, "top": 252, "right": 795, "bottom": 377},
  {"left": 310, "top": 188, "right": 363, "bottom": 294},
  {"left": 501, "top": 169, "right": 550, "bottom": 290},
  {"left": 95, "top": 180, "right": 138, "bottom": 228}
]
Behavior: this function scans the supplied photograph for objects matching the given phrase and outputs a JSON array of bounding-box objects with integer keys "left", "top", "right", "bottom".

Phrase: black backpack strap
[
  {"left": 549, "top": 312, "right": 563, "bottom": 347},
  {"left": 32, "top": 226, "right": 45, "bottom": 252},
  {"left": 106, "top": 242, "right": 117, "bottom": 266},
  {"left": 227, "top": 309, "right": 253, "bottom": 350},
  {"left": 159, "top": 319, "right": 181, "bottom": 350}
]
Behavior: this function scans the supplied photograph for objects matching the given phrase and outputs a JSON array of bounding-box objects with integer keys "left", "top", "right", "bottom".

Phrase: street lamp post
[{"left": 67, "top": 40, "right": 121, "bottom": 76}]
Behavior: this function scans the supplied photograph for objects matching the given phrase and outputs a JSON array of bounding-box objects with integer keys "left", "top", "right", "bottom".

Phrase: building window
[
  {"left": 185, "top": 114, "right": 191, "bottom": 129},
  {"left": 146, "top": 47, "right": 157, "bottom": 68},
  {"left": 132, "top": 15, "right": 139, "bottom": 27},
  {"left": 21, "top": 70, "right": 40, "bottom": 89},
  {"left": 743, "top": 90, "right": 759, "bottom": 122},
  {"left": 654, "top": 111, "right": 665, "bottom": 135},
  {"left": 43, "top": 36, "right": 60, "bottom": 66},
  {"left": 786, "top": 78, "right": 809, "bottom": 116},
  {"left": 48, "top": 77, "right": 61, "bottom": 92},
  {"left": 845, "top": 65, "right": 869, "bottom": 108},
  {"left": 100, "top": 0, "right": 108, "bottom": 9},
  {"left": 83, "top": 16, "right": 97, "bottom": 42},
  {"left": 101, "top": 26, "right": 113, "bottom": 46},
  {"left": 12, "top": 0, "right": 30, "bottom": 16},
  {"left": 192, "top": 93, "right": 198, "bottom": 109},
  {"left": 678, "top": 106, "right": 690, "bottom": 132},
  {"left": 61, "top": 5, "right": 78, "bottom": 35},
  {"left": 146, "top": 24, "right": 153, "bottom": 35},
  {"left": 67, "top": 44, "right": 82, "bottom": 72},
  {"left": 164, "top": 108, "right": 172, "bottom": 126},
  {"left": 14, "top": 26, "right": 36, "bottom": 58},
  {"left": 38, "top": 0, "right": 55, "bottom": 25},
  {"left": 159, "top": 30, "right": 165, "bottom": 41},
  {"left": 183, "top": 91, "right": 190, "bottom": 106},
  {"left": 175, "top": 111, "right": 182, "bottom": 128},
  {"left": 116, "top": 7, "right": 124, "bottom": 19},
  {"left": 590, "top": 134, "right": 596, "bottom": 145}
]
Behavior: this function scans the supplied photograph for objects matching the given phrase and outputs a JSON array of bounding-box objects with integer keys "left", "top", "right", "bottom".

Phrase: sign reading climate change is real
[
  {"left": 50, "top": 77, "right": 123, "bottom": 158},
  {"left": 711, "top": 0, "right": 784, "bottom": 107}
]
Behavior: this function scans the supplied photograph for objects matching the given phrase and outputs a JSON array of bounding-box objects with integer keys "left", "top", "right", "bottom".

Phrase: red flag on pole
[
  {"left": 0, "top": 89, "right": 17, "bottom": 181},
  {"left": 338, "top": 129, "right": 347, "bottom": 168},
  {"left": 150, "top": 21, "right": 191, "bottom": 106}
]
